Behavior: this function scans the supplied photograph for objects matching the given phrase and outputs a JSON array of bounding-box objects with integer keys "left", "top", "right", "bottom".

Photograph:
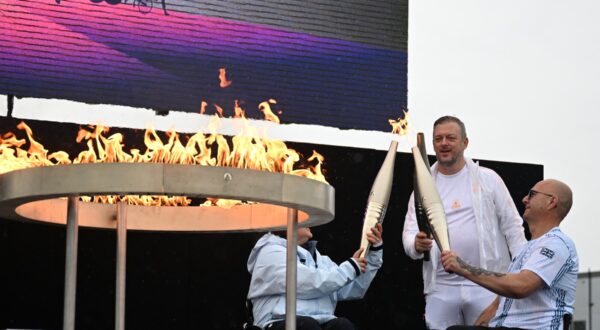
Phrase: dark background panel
[{"left": 0, "top": 118, "right": 542, "bottom": 329}]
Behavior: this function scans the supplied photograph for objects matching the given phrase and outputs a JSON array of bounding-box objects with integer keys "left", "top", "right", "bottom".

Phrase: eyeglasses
[{"left": 527, "top": 189, "right": 554, "bottom": 200}]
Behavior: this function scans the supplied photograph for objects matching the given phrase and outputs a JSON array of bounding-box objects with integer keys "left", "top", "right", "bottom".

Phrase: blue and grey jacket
[{"left": 246, "top": 233, "right": 383, "bottom": 329}]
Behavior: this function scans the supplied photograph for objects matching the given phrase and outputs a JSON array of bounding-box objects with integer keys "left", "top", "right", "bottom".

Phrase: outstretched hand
[
  {"left": 352, "top": 248, "right": 367, "bottom": 272},
  {"left": 366, "top": 223, "right": 383, "bottom": 245},
  {"left": 352, "top": 223, "right": 383, "bottom": 272},
  {"left": 441, "top": 250, "right": 463, "bottom": 275}
]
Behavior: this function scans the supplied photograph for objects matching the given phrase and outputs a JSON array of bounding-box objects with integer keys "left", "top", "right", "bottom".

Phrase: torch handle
[
  {"left": 416, "top": 198, "right": 430, "bottom": 260},
  {"left": 414, "top": 175, "right": 432, "bottom": 262}
]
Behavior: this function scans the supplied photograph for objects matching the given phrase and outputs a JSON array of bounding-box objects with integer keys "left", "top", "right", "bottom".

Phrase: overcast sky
[
  {"left": 2, "top": 0, "right": 599, "bottom": 272},
  {"left": 407, "top": 0, "right": 600, "bottom": 272}
]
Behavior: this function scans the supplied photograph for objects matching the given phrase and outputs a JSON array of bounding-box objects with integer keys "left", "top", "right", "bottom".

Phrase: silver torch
[
  {"left": 359, "top": 140, "right": 397, "bottom": 258},
  {"left": 412, "top": 145, "right": 450, "bottom": 252}
]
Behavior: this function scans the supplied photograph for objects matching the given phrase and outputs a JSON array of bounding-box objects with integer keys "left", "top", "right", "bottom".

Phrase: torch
[
  {"left": 358, "top": 140, "right": 397, "bottom": 258},
  {"left": 414, "top": 132, "right": 433, "bottom": 261},
  {"left": 412, "top": 145, "right": 450, "bottom": 253}
]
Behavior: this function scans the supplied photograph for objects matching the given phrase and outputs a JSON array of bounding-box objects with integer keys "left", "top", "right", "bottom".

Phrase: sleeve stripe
[{"left": 348, "top": 258, "right": 360, "bottom": 276}]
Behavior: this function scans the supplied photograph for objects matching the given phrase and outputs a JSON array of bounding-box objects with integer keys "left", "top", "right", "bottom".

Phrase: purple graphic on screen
[{"left": 1, "top": 0, "right": 406, "bottom": 131}]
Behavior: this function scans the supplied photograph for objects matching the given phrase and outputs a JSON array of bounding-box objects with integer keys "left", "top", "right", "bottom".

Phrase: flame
[
  {"left": 0, "top": 107, "right": 328, "bottom": 207},
  {"left": 199, "top": 101, "right": 207, "bottom": 114},
  {"left": 389, "top": 110, "right": 410, "bottom": 135},
  {"left": 201, "top": 197, "right": 243, "bottom": 209},
  {"left": 259, "top": 99, "right": 281, "bottom": 124},
  {"left": 234, "top": 100, "right": 245, "bottom": 118},
  {"left": 219, "top": 68, "right": 232, "bottom": 88},
  {"left": 214, "top": 104, "right": 224, "bottom": 117}
]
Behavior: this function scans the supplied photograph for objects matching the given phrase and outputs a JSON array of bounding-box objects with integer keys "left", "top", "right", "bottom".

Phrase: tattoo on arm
[{"left": 457, "top": 257, "right": 506, "bottom": 277}]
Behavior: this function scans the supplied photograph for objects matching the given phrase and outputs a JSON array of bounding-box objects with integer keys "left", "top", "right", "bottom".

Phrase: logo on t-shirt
[
  {"left": 540, "top": 247, "right": 555, "bottom": 259},
  {"left": 451, "top": 199, "right": 461, "bottom": 209}
]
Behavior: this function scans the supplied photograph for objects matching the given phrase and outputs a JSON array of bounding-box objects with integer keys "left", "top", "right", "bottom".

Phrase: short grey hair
[{"left": 433, "top": 116, "right": 467, "bottom": 139}]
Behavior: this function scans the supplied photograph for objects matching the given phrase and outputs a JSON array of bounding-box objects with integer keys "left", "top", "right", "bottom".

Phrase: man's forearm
[
  {"left": 455, "top": 257, "right": 535, "bottom": 299},
  {"left": 457, "top": 257, "right": 505, "bottom": 277}
]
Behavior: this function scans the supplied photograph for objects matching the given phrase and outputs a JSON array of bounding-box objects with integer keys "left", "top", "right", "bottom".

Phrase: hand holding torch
[
  {"left": 414, "top": 132, "right": 433, "bottom": 261},
  {"left": 358, "top": 140, "right": 397, "bottom": 258},
  {"left": 412, "top": 145, "right": 450, "bottom": 253}
]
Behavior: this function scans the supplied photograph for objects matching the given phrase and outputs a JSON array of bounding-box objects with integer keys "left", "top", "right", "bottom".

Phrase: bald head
[{"left": 540, "top": 179, "right": 573, "bottom": 220}]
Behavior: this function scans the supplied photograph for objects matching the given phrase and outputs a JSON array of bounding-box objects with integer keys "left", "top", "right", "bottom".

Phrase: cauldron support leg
[
  {"left": 115, "top": 202, "right": 127, "bottom": 330},
  {"left": 285, "top": 208, "right": 298, "bottom": 330},
  {"left": 63, "top": 196, "right": 79, "bottom": 330}
]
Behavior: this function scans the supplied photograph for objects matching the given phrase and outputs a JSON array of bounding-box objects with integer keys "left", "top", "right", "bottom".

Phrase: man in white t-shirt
[
  {"left": 443, "top": 179, "right": 578, "bottom": 330},
  {"left": 403, "top": 116, "right": 527, "bottom": 329}
]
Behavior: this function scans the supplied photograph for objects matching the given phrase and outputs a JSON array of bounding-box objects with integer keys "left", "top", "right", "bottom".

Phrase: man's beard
[{"left": 438, "top": 155, "right": 458, "bottom": 168}]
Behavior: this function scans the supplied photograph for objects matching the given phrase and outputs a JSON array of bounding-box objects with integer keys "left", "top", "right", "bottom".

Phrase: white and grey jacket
[{"left": 247, "top": 233, "right": 383, "bottom": 329}]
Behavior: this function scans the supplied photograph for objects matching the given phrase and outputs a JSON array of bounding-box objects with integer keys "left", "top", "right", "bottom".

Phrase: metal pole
[
  {"left": 63, "top": 197, "right": 79, "bottom": 330},
  {"left": 115, "top": 202, "right": 127, "bottom": 330},
  {"left": 285, "top": 208, "right": 298, "bottom": 330},
  {"left": 589, "top": 269, "right": 593, "bottom": 330}
]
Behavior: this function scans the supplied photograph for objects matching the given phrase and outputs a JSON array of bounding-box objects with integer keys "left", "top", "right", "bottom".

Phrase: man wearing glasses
[
  {"left": 443, "top": 179, "right": 578, "bottom": 330},
  {"left": 403, "top": 116, "right": 527, "bottom": 329}
]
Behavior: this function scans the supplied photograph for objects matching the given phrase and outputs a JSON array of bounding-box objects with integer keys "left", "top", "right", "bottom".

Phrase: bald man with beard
[{"left": 443, "top": 179, "right": 578, "bottom": 330}]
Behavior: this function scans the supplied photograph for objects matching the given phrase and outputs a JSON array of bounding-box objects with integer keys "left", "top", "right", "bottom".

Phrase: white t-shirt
[
  {"left": 492, "top": 227, "right": 578, "bottom": 330},
  {"left": 434, "top": 165, "right": 480, "bottom": 285}
]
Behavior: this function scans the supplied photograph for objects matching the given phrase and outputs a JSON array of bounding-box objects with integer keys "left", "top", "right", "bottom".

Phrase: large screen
[{"left": 1, "top": 0, "right": 407, "bottom": 131}]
